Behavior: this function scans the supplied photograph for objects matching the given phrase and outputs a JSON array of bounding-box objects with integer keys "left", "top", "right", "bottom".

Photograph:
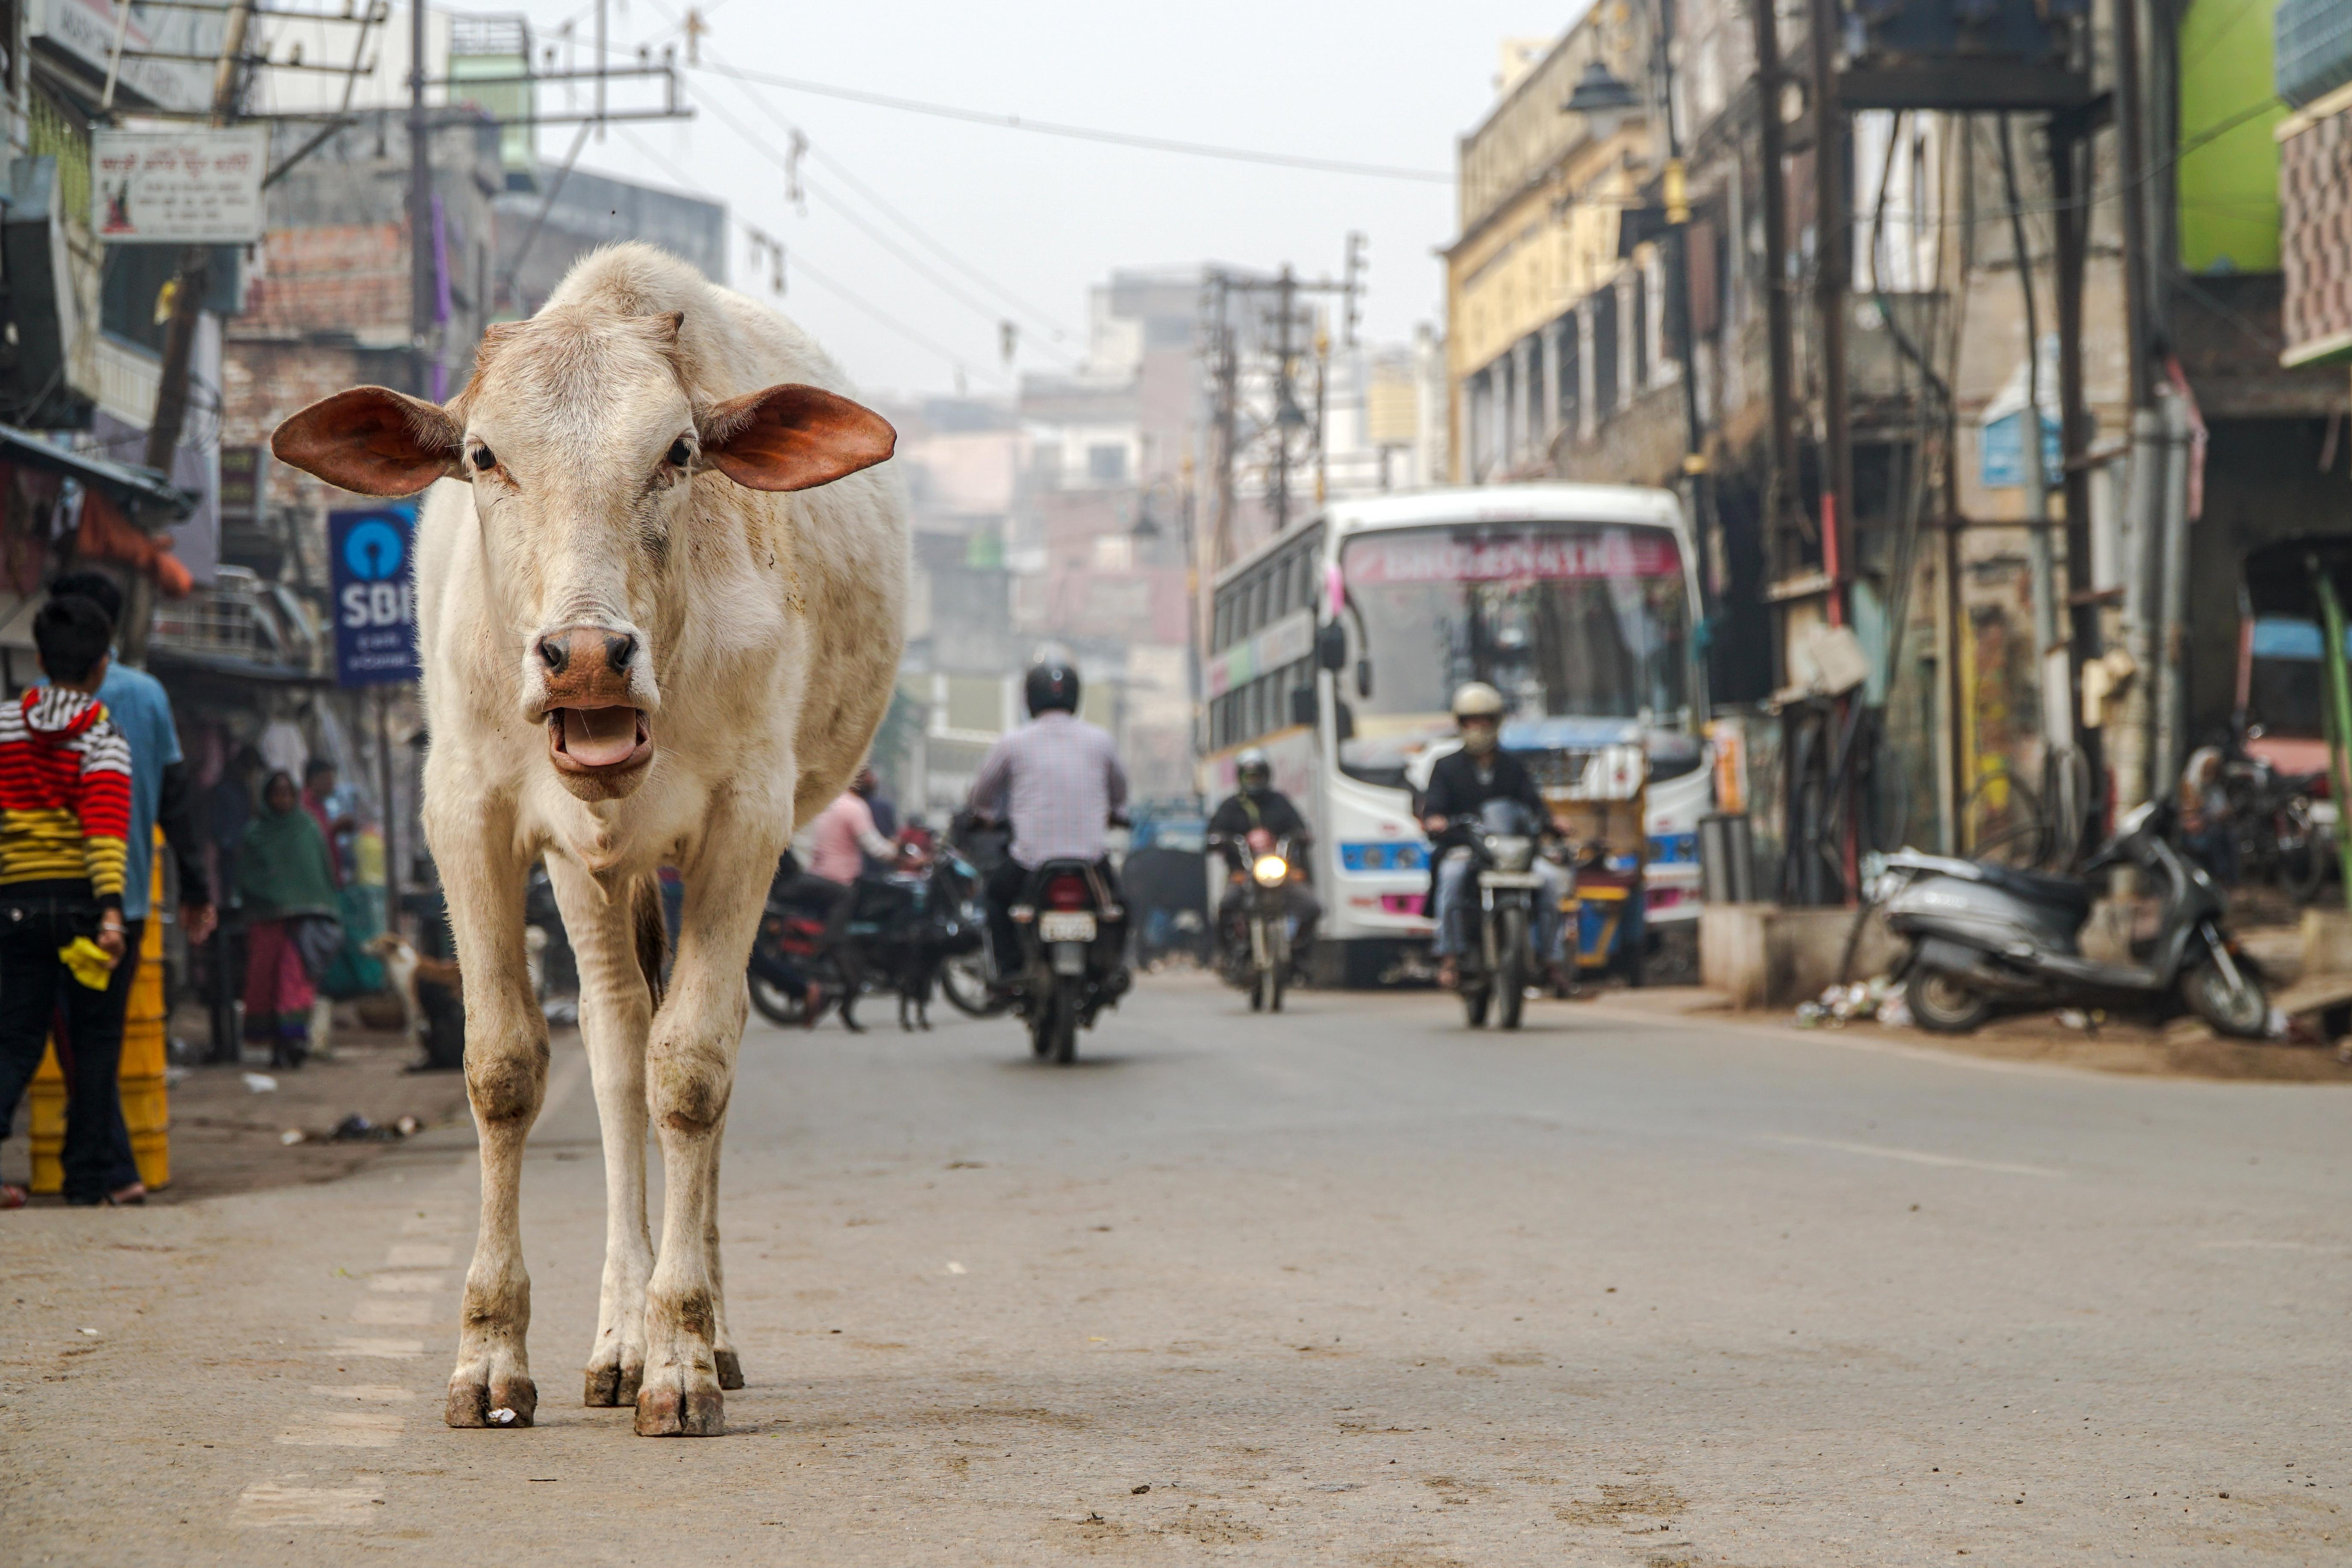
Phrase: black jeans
[
  {"left": 57, "top": 917, "right": 145, "bottom": 1193},
  {"left": 984, "top": 859, "right": 1125, "bottom": 980},
  {"left": 0, "top": 896, "right": 125, "bottom": 1203}
]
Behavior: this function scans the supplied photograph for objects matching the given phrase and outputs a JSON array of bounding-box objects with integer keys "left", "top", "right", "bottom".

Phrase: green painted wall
[{"left": 2177, "top": 0, "right": 2286, "bottom": 274}]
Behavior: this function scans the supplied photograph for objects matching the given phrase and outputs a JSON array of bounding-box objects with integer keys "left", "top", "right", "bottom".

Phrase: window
[
  {"left": 1274, "top": 555, "right": 1293, "bottom": 617},
  {"left": 1213, "top": 597, "right": 1232, "bottom": 651},
  {"left": 1086, "top": 443, "right": 1128, "bottom": 484},
  {"left": 1630, "top": 268, "right": 1649, "bottom": 390}
]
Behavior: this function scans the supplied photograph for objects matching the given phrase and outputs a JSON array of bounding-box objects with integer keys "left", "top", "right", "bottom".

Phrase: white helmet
[{"left": 1451, "top": 681, "right": 1505, "bottom": 721}]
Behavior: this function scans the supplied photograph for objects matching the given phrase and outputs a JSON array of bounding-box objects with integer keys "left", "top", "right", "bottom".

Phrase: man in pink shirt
[{"left": 807, "top": 769, "right": 897, "bottom": 884}]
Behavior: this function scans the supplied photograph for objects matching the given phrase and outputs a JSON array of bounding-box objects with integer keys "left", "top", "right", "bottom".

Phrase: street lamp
[{"left": 1563, "top": 59, "right": 1641, "bottom": 140}]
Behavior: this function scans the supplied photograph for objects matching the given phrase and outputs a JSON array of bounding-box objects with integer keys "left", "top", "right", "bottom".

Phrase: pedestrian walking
[
  {"left": 39, "top": 573, "right": 216, "bottom": 1205},
  {"left": 238, "top": 771, "right": 339, "bottom": 1069},
  {"left": 0, "top": 596, "right": 135, "bottom": 1208}
]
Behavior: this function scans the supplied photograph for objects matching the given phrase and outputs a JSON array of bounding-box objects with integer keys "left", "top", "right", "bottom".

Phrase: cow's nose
[
  {"left": 538, "top": 635, "right": 569, "bottom": 674},
  {"left": 603, "top": 632, "right": 636, "bottom": 673}
]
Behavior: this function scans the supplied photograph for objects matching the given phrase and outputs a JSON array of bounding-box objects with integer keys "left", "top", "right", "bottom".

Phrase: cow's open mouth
[{"left": 547, "top": 705, "right": 653, "bottom": 774}]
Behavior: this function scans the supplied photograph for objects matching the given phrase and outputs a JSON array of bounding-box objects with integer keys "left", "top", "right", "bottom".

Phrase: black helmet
[{"left": 1025, "top": 660, "right": 1080, "bottom": 717}]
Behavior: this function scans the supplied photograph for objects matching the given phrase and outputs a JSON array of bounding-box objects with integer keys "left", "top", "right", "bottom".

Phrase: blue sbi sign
[{"left": 329, "top": 506, "right": 420, "bottom": 686}]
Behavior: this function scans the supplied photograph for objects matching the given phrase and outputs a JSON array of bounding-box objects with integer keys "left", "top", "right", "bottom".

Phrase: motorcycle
[
  {"left": 1435, "top": 799, "right": 1552, "bottom": 1031},
  {"left": 2223, "top": 750, "right": 2329, "bottom": 900},
  {"left": 747, "top": 848, "right": 991, "bottom": 1031},
  {"left": 1210, "top": 827, "right": 1299, "bottom": 1013},
  {"left": 1878, "top": 799, "right": 2270, "bottom": 1038},
  {"left": 1001, "top": 858, "right": 1130, "bottom": 1064}
]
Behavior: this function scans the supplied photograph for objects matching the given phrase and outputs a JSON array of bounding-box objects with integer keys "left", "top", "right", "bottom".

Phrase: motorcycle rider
[
  {"left": 967, "top": 660, "right": 1130, "bottom": 983},
  {"left": 1208, "top": 746, "right": 1320, "bottom": 976},
  {"left": 1421, "top": 681, "right": 1572, "bottom": 991}
]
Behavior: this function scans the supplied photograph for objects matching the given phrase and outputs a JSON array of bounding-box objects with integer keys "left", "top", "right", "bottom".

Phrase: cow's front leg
[
  {"left": 706, "top": 1106, "right": 743, "bottom": 1390},
  {"left": 429, "top": 801, "right": 544, "bottom": 1429},
  {"left": 546, "top": 856, "right": 656, "bottom": 1407},
  {"left": 635, "top": 840, "right": 771, "bottom": 1436}
]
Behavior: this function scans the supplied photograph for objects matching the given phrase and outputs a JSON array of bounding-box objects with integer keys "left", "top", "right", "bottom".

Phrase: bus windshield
[{"left": 1335, "top": 523, "right": 1691, "bottom": 785}]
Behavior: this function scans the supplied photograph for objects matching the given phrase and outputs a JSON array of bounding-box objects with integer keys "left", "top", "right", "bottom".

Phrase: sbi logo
[{"left": 339, "top": 516, "right": 413, "bottom": 632}]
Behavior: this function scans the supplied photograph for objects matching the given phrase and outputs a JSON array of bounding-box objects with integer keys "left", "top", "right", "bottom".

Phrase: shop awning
[{"left": 0, "top": 424, "right": 197, "bottom": 521}]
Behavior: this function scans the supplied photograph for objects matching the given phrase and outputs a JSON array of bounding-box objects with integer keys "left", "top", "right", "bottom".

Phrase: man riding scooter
[
  {"left": 1421, "top": 682, "right": 1573, "bottom": 992},
  {"left": 1208, "top": 747, "right": 1320, "bottom": 980},
  {"left": 967, "top": 660, "right": 1131, "bottom": 990}
]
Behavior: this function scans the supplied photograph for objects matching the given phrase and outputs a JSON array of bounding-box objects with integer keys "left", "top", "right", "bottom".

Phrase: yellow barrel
[{"left": 28, "top": 841, "right": 170, "bottom": 1194}]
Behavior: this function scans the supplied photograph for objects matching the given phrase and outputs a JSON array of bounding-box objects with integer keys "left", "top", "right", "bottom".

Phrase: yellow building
[{"left": 1444, "top": 12, "right": 1656, "bottom": 482}]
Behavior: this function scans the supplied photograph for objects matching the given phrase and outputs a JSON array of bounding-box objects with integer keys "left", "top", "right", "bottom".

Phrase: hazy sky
[{"left": 497, "top": 0, "right": 1579, "bottom": 401}]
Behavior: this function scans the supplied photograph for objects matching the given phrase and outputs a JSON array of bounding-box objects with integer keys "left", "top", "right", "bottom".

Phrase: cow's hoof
[
  {"left": 634, "top": 1374, "right": 724, "bottom": 1436},
  {"left": 447, "top": 1377, "right": 536, "bottom": 1429},
  {"left": 714, "top": 1349, "right": 744, "bottom": 1391},
  {"left": 584, "top": 1361, "right": 644, "bottom": 1407}
]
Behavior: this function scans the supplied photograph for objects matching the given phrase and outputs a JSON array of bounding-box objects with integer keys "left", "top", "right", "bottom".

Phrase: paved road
[{"left": 5, "top": 973, "right": 2347, "bottom": 1565}]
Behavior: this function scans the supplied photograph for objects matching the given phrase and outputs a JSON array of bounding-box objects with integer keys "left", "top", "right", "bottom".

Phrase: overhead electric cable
[
  {"left": 691, "top": 62, "right": 1081, "bottom": 345},
  {"left": 608, "top": 121, "right": 1001, "bottom": 386},
  {"left": 682, "top": 82, "right": 1082, "bottom": 365},
  {"left": 691, "top": 59, "right": 1452, "bottom": 184}
]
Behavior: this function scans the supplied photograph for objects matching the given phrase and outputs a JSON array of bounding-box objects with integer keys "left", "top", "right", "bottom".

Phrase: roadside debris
[
  {"left": 242, "top": 1073, "right": 278, "bottom": 1093},
  {"left": 1794, "top": 978, "right": 1894, "bottom": 1027},
  {"left": 488, "top": 1407, "right": 518, "bottom": 1426},
  {"left": 281, "top": 1114, "right": 429, "bottom": 1147}
]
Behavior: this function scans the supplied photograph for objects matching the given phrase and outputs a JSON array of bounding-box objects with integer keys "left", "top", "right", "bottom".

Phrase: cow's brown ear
[
  {"left": 271, "top": 386, "right": 463, "bottom": 497},
  {"left": 697, "top": 383, "right": 894, "bottom": 493}
]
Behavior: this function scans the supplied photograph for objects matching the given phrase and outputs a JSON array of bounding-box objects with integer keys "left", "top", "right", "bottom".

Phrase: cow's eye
[
  {"left": 470, "top": 445, "right": 496, "bottom": 471},
  {"left": 667, "top": 438, "right": 693, "bottom": 468}
]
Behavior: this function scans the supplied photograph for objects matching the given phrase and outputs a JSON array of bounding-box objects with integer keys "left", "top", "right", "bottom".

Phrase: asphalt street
[{"left": 4, "top": 971, "right": 2347, "bottom": 1565}]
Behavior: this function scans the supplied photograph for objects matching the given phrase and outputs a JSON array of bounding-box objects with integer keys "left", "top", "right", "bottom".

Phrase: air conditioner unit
[{"left": 0, "top": 156, "right": 97, "bottom": 431}]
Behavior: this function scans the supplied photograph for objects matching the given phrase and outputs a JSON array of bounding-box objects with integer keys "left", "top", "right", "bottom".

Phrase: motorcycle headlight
[
  {"left": 1484, "top": 833, "right": 1534, "bottom": 872},
  {"left": 1251, "top": 853, "right": 1288, "bottom": 887}
]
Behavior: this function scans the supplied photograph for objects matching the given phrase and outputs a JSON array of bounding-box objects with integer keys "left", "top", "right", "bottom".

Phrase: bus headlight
[{"left": 1252, "top": 854, "right": 1289, "bottom": 887}]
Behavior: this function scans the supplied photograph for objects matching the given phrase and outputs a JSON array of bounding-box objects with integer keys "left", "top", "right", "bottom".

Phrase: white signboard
[
  {"left": 92, "top": 129, "right": 268, "bottom": 244},
  {"left": 33, "top": 0, "right": 215, "bottom": 113}
]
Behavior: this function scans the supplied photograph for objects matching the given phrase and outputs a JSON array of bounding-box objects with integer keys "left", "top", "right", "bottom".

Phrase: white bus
[{"left": 1201, "top": 485, "right": 1708, "bottom": 986}]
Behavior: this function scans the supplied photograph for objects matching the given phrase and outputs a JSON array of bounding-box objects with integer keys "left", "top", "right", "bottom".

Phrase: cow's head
[{"left": 269, "top": 310, "right": 894, "bottom": 801}]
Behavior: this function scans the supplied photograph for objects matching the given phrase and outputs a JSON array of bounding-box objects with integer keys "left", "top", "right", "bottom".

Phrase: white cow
[{"left": 272, "top": 244, "right": 906, "bottom": 1436}]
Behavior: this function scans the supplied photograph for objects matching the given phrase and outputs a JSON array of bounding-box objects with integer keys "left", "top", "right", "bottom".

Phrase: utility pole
[
  {"left": 1805, "top": 0, "right": 1852, "bottom": 626},
  {"left": 129, "top": 0, "right": 255, "bottom": 667},
  {"left": 1271, "top": 265, "right": 1297, "bottom": 533},
  {"left": 1202, "top": 271, "right": 1239, "bottom": 573},
  {"left": 1653, "top": 0, "right": 1714, "bottom": 623},
  {"left": 409, "top": 0, "right": 435, "bottom": 400},
  {"left": 1747, "top": 0, "right": 1799, "bottom": 575},
  {"left": 2110, "top": 0, "right": 2159, "bottom": 814}
]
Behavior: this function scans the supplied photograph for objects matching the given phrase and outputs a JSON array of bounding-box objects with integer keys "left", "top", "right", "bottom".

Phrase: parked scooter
[
  {"left": 1434, "top": 798, "right": 1553, "bottom": 1031},
  {"left": 1877, "top": 799, "right": 2270, "bottom": 1037},
  {"left": 1210, "top": 827, "right": 1299, "bottom": 1013}
]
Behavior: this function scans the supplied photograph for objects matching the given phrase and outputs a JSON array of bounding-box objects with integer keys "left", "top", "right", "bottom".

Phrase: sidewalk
[
  {"left": 8, "top": 1023, "right": 479, "bottom": 1206},
  {"left": 1587, "top": 982, "right": 2352, "bottom": 1083}
]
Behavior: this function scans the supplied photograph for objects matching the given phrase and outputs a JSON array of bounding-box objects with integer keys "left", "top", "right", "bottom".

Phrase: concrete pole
[
  {"left": 2153, "top": 392, "right": 2193, "bottom": 794},
  {"left": 2109, "top": 406, "right": 2163, "bottom": 814}
]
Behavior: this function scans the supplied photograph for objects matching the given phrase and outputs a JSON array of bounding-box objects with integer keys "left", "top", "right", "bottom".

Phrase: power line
[
  {"left": 681, "top": 81, "right": 1082, "bottom": 366},
  {"left": 785, "top": 248, "right": 1008, "bottom": 387},
  {"left": 693, "top": 63, "right": 1081, "bottom": 346},
  {"left": 606, "top": 121, "right": 1001, "bottom": 386},
  {"left": 692, "top": 59, "right": 1453, "bottom": 185}
]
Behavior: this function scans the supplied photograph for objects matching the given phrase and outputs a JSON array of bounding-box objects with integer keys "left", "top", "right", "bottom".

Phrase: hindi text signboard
[{"left": 92, "top": 128, "right": 268, "bottom": 245}]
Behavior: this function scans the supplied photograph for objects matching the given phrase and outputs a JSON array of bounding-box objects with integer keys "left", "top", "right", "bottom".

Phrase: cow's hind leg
[
  {"left": 547, "top": 858, "right": 657, "bottom": 1407},
  {"left": 429, "top": 802, "right": 543, "bottom": 1429},
  {"left": 635, "top": 835, "right": 771, "bottom": 1436}
]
